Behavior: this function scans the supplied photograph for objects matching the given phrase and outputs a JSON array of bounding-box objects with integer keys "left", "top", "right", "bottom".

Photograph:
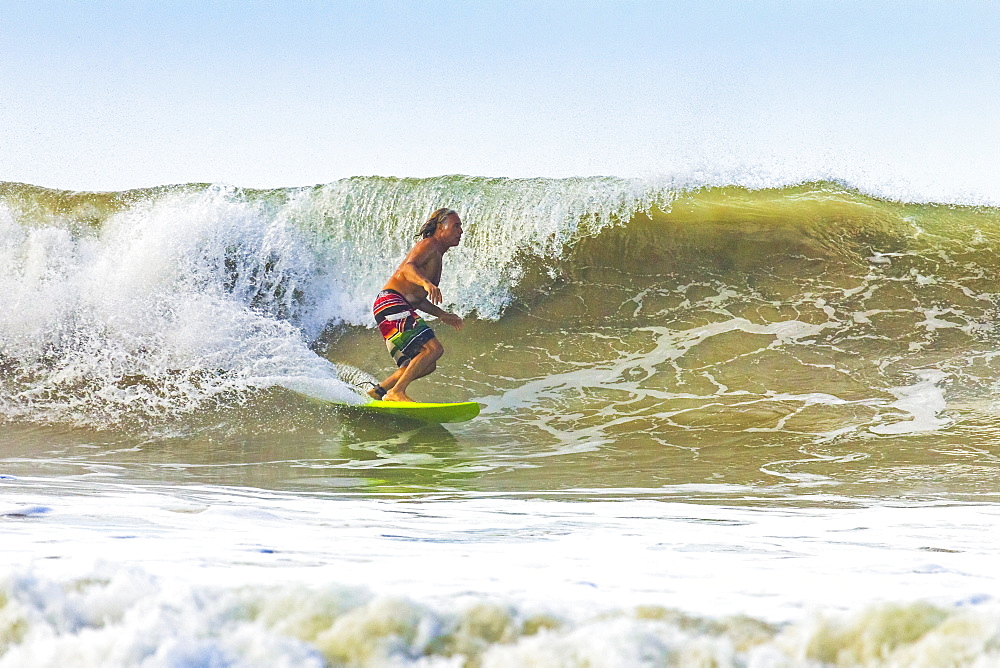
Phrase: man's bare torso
[{"left": 383, "top": 238, "right": 443, "bottom": 306}]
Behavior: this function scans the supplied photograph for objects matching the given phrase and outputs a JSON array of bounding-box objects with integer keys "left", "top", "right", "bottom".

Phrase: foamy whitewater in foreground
[
  {"left": 4, "top": 481, "right": 1000, "bottom": 666},
  {"left": 3, "top": 172, "right": 1000, "bottom": 665}
]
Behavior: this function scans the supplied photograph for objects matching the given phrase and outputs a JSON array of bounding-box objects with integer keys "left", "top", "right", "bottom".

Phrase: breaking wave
[{"left": 1, "top": 176, "right": 998, "bottom": 428}]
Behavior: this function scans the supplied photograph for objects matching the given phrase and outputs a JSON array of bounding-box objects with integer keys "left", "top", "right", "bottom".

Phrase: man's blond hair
[{"left": 416, "top": 208, "right": 457, "bottom": 239}]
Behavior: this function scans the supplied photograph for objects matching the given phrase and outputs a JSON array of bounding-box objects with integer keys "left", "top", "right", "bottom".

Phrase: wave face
[
  {"left": 1, "top": 176, "right": 999, "bottom": 430},
  {"left": 0, "top": 177, "right": 659, "bottom": 426}
]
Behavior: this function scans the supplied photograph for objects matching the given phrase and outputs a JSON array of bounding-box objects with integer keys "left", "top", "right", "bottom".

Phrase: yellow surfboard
[{"left": 358, "top": 399, "right": 481, "bottom": 423}]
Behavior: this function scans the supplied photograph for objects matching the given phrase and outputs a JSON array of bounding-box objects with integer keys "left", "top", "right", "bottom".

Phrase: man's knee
[{"left": 425, "top": 337, "right": 444, "bottom": 361}]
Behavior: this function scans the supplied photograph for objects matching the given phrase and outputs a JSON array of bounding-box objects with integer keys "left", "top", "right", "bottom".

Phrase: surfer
[{"left": 368, "top": 208, "right": 465, "bottom": 402}]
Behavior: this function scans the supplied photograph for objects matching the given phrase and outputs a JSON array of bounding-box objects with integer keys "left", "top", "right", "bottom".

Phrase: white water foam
[
  {"left": 2, "top": 480, "right": 1000, "bottom": 666},
  {"left": 869, "top": 370, "right": 950, "bottom": 435},
  {"left": 0, "top": 188, "right": 361, "bottom": 425}
]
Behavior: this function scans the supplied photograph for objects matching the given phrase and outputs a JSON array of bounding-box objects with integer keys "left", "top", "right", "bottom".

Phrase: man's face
[{"left": 441, "top": 214, "right": 463, "bottom": 247}]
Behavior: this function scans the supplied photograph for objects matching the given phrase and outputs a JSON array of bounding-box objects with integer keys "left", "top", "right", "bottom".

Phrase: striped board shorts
[{"left": 372, "top": 289, "right": 436, "bottom": 367}]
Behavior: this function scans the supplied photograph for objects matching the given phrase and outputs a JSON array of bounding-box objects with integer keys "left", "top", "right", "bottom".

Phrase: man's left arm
[{"left": 415, "top": 299, "right": 463, "bottom": 331}]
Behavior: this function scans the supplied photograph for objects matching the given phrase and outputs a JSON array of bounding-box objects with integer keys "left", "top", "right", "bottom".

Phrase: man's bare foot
[
  {"left": 366, "top": 384, "right": 387, "bottom": 400},
  {"left": 384, "top": 390, "right": 415, "bottom": 402}
]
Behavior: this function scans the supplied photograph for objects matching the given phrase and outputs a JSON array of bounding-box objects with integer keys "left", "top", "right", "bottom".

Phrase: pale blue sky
[{"left": 2, "top": 1, "right": 998, "bottom": 199}]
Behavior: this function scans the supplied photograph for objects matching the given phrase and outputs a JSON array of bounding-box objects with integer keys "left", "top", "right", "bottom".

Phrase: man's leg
[
  {"left": 368, "top": 339, "right": 439, "bottom": 399},
  {"left": 376, "top": 359, "right": 437, "bottom": 394},
  {"left": 368, "top": 365, "right": 406, "bottom": 399},
  {"left": 384, "top": 338, "right": 443, "bottom": 402}
]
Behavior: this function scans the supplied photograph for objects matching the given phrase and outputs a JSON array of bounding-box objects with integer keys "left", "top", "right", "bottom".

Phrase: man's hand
[
  {"left": 424, "top": 282, "right": 443, "bottom": 305},
  {"left": 440, "top": 312, "right": 464, "bottom": 331}
]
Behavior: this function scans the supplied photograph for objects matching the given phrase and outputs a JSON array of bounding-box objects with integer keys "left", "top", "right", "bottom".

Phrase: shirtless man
[{"left": 368, "top": 208, "right": 465, "bottom": 402}]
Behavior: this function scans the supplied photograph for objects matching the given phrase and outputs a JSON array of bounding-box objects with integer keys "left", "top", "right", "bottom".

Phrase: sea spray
[
  {"left": 284, "top": 175, "right": 665, "bottom": 323},
  {"left": 0, "top": 186, "right": 361, "bottom": 427}
]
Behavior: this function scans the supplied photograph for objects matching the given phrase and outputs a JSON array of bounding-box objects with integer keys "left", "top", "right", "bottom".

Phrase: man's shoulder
[{"left": 409, "top": 237, "right": 443, "bottom": 257}]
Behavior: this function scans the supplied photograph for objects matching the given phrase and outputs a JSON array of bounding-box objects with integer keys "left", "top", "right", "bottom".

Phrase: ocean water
[{"left": 3, "top": 176, "right": 1000, "bottom": 666}]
